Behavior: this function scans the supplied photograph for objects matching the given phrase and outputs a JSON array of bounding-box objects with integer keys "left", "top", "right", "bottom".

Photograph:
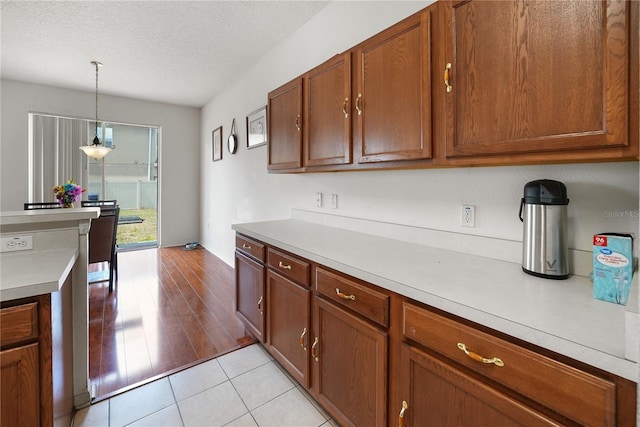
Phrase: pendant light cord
[{"left": 92, "top": 61, "right": 102, "bottom": 144}]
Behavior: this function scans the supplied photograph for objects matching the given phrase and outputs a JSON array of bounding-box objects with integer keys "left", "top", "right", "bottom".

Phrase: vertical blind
[{"left": 29, "top": 114, "right": 89, "bottom": 203}]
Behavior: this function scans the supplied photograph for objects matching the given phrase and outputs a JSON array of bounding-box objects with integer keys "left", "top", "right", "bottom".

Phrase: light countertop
[
  {"left": 233, "top": 219, "right": 638, "bottom": 382},
  {"left": 0, "top": 248, "right": 77, "bottom": 301}
]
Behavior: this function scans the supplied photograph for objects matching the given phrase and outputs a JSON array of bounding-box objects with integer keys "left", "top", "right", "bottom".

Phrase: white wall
[
  {"left": 0, "top": 79, "right": 200, "bottom": 247},
  {"left": 200, "top": 0, "right": 639, "bottom": 267}
]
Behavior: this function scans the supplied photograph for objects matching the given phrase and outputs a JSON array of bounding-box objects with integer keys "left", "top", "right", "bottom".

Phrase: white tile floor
[{"left": 74, "top": 344, "right": 337, "bottom": 427}]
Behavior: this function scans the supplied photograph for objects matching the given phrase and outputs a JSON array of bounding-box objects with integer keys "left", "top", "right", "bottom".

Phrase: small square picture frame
[
  {"left": 246, "top": 106, "right": 267, "bottom": 149},
  {"left": 212, "top": 126, "right": 223, "bottom": 161}
]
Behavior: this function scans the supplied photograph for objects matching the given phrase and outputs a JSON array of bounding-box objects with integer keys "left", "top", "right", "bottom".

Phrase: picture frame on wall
[
  {"left": 246, "top": 106, "right": 267, "bottom": 149},
  {"left": 212, "top": 126, "right": 223, "bottom": 161}
]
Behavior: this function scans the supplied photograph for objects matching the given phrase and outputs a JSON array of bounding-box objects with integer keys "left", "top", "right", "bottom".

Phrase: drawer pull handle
[
  {"left": 242, "top": 243, "right": 251, "bottom": 249},
  {"left": 457, "top": 343, "right": 504, "bottom": 367},
  {"left": 257, "top": 296, "right": 264, "bottom": 315},
  {"left": 342, "top": 97, "right": 349, "bottom": 119},
  {"left": 300, "top": 327, "right": 307, "bottom": 351},
  {"left": 278, "top": 261, "right": 292, "bottom": 270},
  {"left": 398, "top": 401, "right": 408, "bottom": 427},
  {"left": 335, "top": 288, "right": 356, "bottom": 301},
  {"left": 444, "top": 63, "right": 453, "bottom": 93},
  {"left": 295, "top": 115, "right": 301, "bottom": 131},
  {"left": 355, "top": 93, "right": 362, "bottom": 115},
  {"left": 311, "top": 336, "right": 319, "bottom": 362}
]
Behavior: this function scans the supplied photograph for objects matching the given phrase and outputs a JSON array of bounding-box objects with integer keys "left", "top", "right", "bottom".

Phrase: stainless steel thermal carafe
[{"left": 519, "top": 180, "right": 570, "bottom": 279}]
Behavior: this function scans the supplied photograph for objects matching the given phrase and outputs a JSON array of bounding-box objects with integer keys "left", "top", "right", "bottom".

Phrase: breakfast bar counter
[{"left": 0, "top": 208, "right": 99, "bottom": 426}]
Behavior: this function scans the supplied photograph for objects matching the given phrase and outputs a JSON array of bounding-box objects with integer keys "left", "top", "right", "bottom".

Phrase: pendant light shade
[{"left": 79, "top": 61, "right": 113, "bottom": 160}]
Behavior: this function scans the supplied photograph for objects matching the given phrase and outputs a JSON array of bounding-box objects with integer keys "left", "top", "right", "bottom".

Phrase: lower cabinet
[
  {"left": 235, "top": 233, "right": 637, "bottom": 427},
  {"left": 1, "top": 342, "right": 41, "bottom": 426},
  {"left": 266, "top": 269, "right": 310, "bottom": 387},
  {"left": 312, "top": 296, "right": 387, "bottom": 427},
  {"left": 235, "top": 235, "right": 266, "bottom": 342},
  {"left": 399, "top": 301, "right": 627, "bottom": 427},
  {"left": 398, "top": 343, "right": 560, "bottom": 426},
  {"left": 235, "top": 251, "right": 265, "bottom": 341}
]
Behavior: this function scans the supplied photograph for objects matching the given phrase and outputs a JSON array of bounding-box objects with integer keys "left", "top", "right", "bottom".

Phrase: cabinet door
[
  {"left": 235, "top": 251, "right": 265, "bottom": 342},
  {"left": 353, "top": 11, "right": 432, "bottom": 164},
  {"left": 397, "top": 344, "right": 561, "bottom": 427},
  {"left": 313, "top": 297, "right": 387, "bottom": 427},
  {"left": 304, "top": 53, "right": 352, "bottom": 167},
  {"left": 268, "top": 77, "right": 303, "bottom": 171},
  {"left": 266, "top": 270, "right": 310, "bottom": 387},
  {"left": 443, "top": 0, "right": 634, "bottom": 160},
  {"left": 1, "top": 343, "right": 40, "bottom": 427}
]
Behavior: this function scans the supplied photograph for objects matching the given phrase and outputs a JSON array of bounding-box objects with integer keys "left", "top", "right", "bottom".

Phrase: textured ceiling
[{"left": 1, "top": 1, "right": 330, "bottom": 107}]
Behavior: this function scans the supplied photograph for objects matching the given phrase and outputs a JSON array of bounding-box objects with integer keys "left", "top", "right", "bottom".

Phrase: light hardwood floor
[{"left": 89, "top": 246, "right": 256, "bottom": 400}]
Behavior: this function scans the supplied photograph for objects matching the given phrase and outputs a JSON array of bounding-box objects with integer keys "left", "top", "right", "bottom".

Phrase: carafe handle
[{"left": 518, "top": 198, "right": 525, "bottom": 222}]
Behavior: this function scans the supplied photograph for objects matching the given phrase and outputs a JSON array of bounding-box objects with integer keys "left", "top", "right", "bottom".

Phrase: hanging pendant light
[{"left": 79, "top": 61, "right": 113, "bottom": 160}]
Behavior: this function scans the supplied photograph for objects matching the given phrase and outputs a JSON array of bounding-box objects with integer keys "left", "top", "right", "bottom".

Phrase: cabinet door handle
[
  {"left": 457, "top": 342, "right": 504, "bottom": 367},
  {"left": 342, "top": 97, "right": 349, "bottom": 118},
  {"left": 398, "top": 401, "right": 408, "bottom": 427},
  {"left": 311, "top": 336, "right": 319, "bottom": 362},
  {"left": 300, "top": 327, "right": 307, "bottom": 351},
  {"left": 278, "top": 261, "right": 292, "bottom": 270},
  {"left": 242, "top": 243, "right": 251, "bottom": 249},
  {"left": 355, "top": 93, "right": 362, "bottom": 115},
  {"left": 295, "top": 115, "right": 301, "bottom": 131},
  {"left": 444, "top": 63, "right": 452, "bottom": 93},
  {"left": 257, "top": 296, "right": 264, "bottom": 315},
  {"left": 335, "top": 288, "right": 356, "bottom": 301}
]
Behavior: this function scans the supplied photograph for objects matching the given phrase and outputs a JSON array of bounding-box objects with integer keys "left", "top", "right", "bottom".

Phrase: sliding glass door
[
  {"left": 87, "top": 122, "right": 159, "bottom": 249},
  {"left": 30, "top": 113, "right": 159, "bottom": 249}
]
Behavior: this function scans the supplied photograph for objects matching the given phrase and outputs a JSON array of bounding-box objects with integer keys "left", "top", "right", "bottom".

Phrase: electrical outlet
[
  {"left": 316, "top": 192, "right": 323, "bottom": 208},
  {"left": 330, "top": 194, "right": 338, "bottom": 209},
  {"left": 1, "top": 235, "right": 34, "bottom": 252},
  {"left": 461, "top": 205, "right": 475, "bottom": 228}
]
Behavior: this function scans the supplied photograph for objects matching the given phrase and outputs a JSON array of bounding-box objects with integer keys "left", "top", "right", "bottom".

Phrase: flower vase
[{"left": 63, "top": 202, "right": 74, "bottom": 208}]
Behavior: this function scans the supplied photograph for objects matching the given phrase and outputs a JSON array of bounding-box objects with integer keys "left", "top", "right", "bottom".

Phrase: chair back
[
  {"left": 82, "top": 200, "right": 118, "bottom": 207},
  {"left": 24, "top": 202, "right": 62, "bottom": 210},
  {"left": 88, "top": 206, "right": 120, "bottom": 265}
]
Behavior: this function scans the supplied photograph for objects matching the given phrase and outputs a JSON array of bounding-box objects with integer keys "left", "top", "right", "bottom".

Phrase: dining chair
[
  {"left": 24, "top": 202, "right": 62, "bottom": 210},
  {"left": 88, "top": 206, "right": 120, "bottom": 292},
  {"left": 81, "top": 200, "right": 118, "bottom": 207}
]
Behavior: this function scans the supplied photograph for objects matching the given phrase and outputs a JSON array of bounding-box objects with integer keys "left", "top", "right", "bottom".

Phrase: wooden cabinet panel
[
  {"left": 443, "top": 0, "right": 636, "bottom": 161},
  {"left": 236, "top": 234, "right": 265, "bottom": 262},
  {"left": 402, "top": 302, "right": 616, "bottom": 426},
  {"left": 398, "top": 343, "right": 559, "bottom": 427},
  {"left": 0, "top": 302, "right": 38, "bottom": 347},
  {"left": 266, "top": 270, "right": 310, "bottom": 387},
  {"left": 354, "top": 11, "right": 432, "bottom": 164},
  {"left": 235, "top": 251, "right": 265, "bottom": 342},
  {"left": 304, "top": 53, "right": 352, "bottom": 167},
  {"left": 315, "top": 267, "right": 389, "bottom": 327},
  {"left": 1, "top": 343, "right": 40, "bottom": 427},
  {"left": 268, "top": 77, "right": 303, "bottom": 171},
  {"left": 313, "top": 297, "right": 387, "bottom": 427},
  {"left": 267, "top": 248, "right": 310, "bottom": 286}
]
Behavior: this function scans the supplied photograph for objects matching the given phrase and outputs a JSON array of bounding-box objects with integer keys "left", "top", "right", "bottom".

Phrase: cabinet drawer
[
  {"left": 267, "top": 248, "right": 309, "bottom": 286},
  {"left": 402, "top": 303, "right": 616, "bottom": 426},
  {"left": 0, "top": 302, "right": 38, "bottom": 348},
  {"left": 315, "top": 267, "right": 389, "bottom": 328},
  {"left": 236, "top": 235, "right": 265, "bottom": 262}
]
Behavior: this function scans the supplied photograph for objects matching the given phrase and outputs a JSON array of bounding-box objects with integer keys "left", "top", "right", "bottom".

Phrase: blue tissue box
[{"left": 593, "top": 234, "right": 634, "bottom": 305}]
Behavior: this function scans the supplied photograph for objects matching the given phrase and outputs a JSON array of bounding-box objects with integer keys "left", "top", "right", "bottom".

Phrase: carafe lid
[{"left": 522, "top": 179, "right": 568, "bottom": 205}]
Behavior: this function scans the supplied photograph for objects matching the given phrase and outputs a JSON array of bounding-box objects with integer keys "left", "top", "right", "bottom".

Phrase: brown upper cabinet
[
  {"left": 440, "top": 0, "right": 638, "bottom": 164},
  {"left": 304, "top": 53, "right": 352, "bottom": 167},
  {"left": 266, "top": 0, "right": 638, "bottom": 172},
  {"left": 353, "top": 9, "right": 433, "bottom": 164},
  {"left": 268, "top": 77, "right": 303, "bottom": 171}
]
